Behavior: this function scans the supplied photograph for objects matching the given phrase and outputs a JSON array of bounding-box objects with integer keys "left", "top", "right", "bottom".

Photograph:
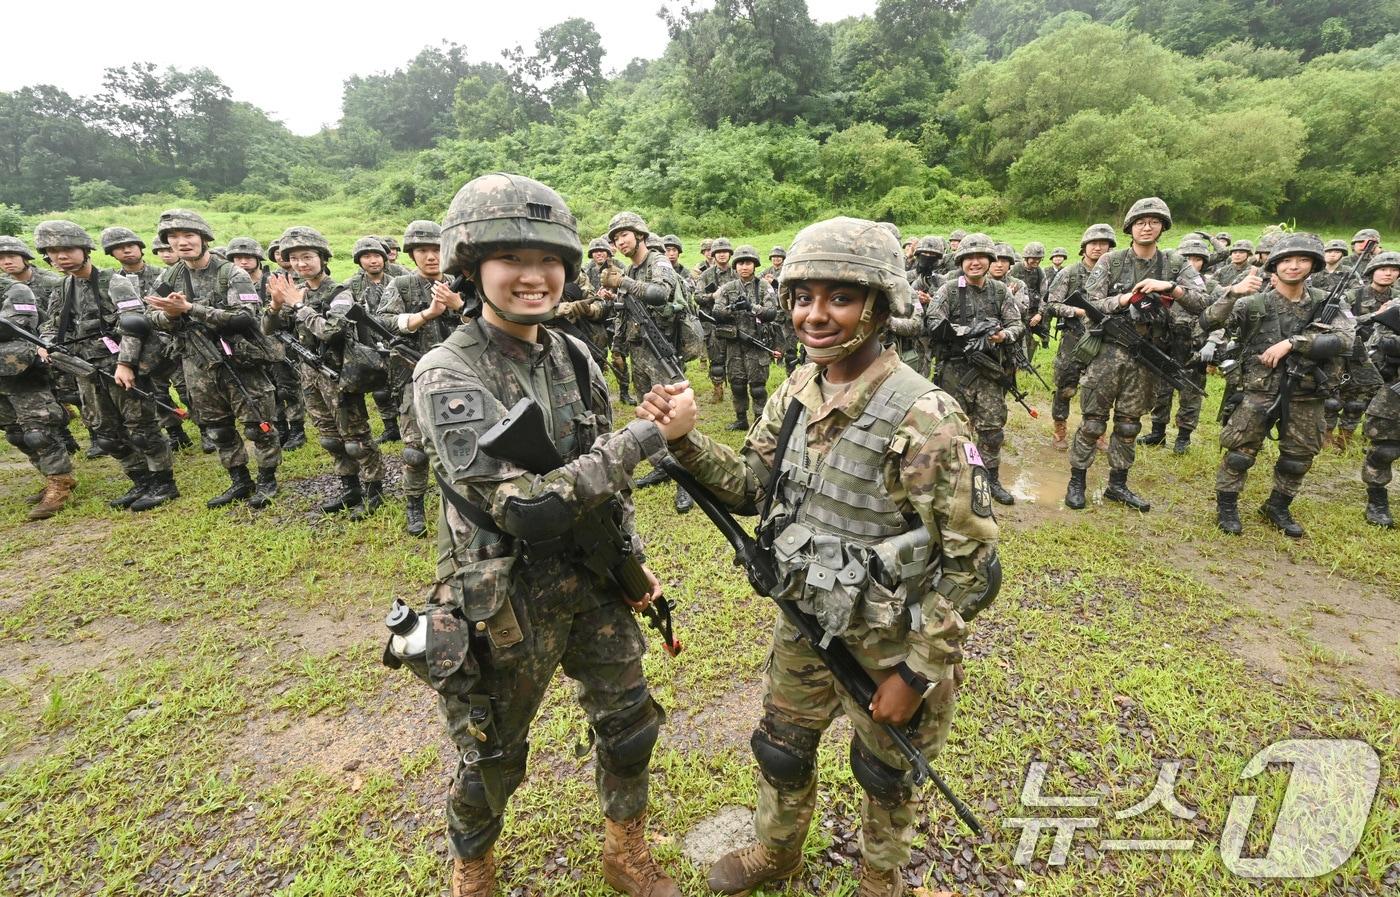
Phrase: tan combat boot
[
  {"left": 856, "top": 865, "right": 905, "bottom": 897},
  {"left": 707, "top": 843, "right": 803, "bottom": 896},
  {"left": 712, "top": 382, "right": 726, "bottom": 404},
  {"left": 28, "top": 474, "right": 76, "bottom": 521},
  {"left": 450, "top": 850, "right": 495, "bottom": 897},
  {"left": 1052, "top": 419, "right": 1068, "bottom": 451},
  {"left": 1334, "top": 427, "right": 1354, "bottom": 453},
  {"left": 602, "top": 813, "right": 681, "bottom": 897}
]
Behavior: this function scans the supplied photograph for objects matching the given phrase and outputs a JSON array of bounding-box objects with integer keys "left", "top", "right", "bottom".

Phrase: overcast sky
[{"left": 1, "top": 1, "right": 877, "bottom": 136}]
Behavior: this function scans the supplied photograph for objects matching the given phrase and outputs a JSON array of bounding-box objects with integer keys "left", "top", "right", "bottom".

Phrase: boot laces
[
  {"left": 856, "top": 866, "right": 900, "bottom": 897},
  {"left": 619, "top": 816, "right": 663, "bottom": 884},
  {"left": 452, "top": 855, "right": 493, "bottom": 893}
]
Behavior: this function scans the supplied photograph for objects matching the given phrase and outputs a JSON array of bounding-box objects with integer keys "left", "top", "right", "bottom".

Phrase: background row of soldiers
[{"left": 3, "top": 206, "right": 1396, "bottom": 535}]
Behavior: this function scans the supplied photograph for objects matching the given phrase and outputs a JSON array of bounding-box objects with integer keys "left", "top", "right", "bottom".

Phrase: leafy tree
[
  {"left": 342, "top": 43, "right": 479, "bottom": 150},
  {"left": 66, "top": 179, "right": 127, "bottom": 209},
  {"left": 529, "top": 18, "right": 606, "bottom": 107}
]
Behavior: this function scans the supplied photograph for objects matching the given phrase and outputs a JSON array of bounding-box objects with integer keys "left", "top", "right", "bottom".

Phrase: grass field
[
  {"left": 2, "top": 199, "right": 1396, "bottom": 895},
  {"left": 0, "top": 337, "right": 1395, "bottom": 896}
]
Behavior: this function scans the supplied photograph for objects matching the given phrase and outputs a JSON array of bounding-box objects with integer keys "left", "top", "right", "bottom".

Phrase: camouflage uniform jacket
[
  {"left": 712, "top": 277, "right": 777, "bottom": 340},
  {"left": 376, "top": 272, "right": 457, "bottom": 379},
  {"left": 263, "top": 276, "right": 360, "bottom": 370},
  {"left": 1086, "top": 247, "right": 1208, "bottom": 348},
  {"left": 926, "top": 276, "right": 1024, "bottom": 348},
  {"left": 0, "top": 282, "right": 43, "bottom": 378},
  {"left": 3, "top": 266, "right": 64, "bottom": 320},
  {"left": 150, "top": 258, "right": 280, "bottom": 369},
  {"left": 1008, "top": 262, "right": 1045, "bottom": 302},
  {"left": 666, "top": 348, "right": 999, "bottom": 679},
  {"left": 41, "top": 266, "right": 152, "bottom": 369},
  {"left": 1214, "top": 260, "right": 1254, "bottom": 290},
  {"left": 617, "top": 249, "right": 684, "bottom": 346},
  {"left": 1202, "top": 285, "right": 1355, "bottom": 397},
  {"left": 120, "top": 262, "right": 165, "bottom": 296},
  {"left": 411, "top": 317, "right": 666, "bottom": 581},
  {"left": 1043, "top": 260, "right": 1094, "bottom": 330},
  {"left": 697, "top": 264, "right": 737, "bottom": 311},
  {"left": 582, "top": 258, "right": 619, "bottom": 292},
  {"left": 345, "top": 270, "right": 393, "bottom": 310},
  {"left": 385, "top": 262, "right": 413, "bottom": 278}
]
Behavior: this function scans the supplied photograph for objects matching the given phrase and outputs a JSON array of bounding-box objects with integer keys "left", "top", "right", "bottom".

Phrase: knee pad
[
  {"left": 21, "top": 428, "right": 55, "bottom": 453},
  {"left": 1079, "top": 417, "right": 1107, "bottom": 439},
  {"left": 246, "top": 421, "right": 278, "bottom": 442},
  {"left": 978, "top": 429, "right": 1005, "bottom": 453},
  {"left": 206, "top": 424, "right": 239, "bottom": 447},
  {"left": 5, "top": 427, "right": 26, "bottom": 451},
  {"left": 1224, "top": 450, "right": 1256, "bottom": 472},
  {"left": 127, "top": 431, "right": 155, "bottom": 453},
  {"left": 1344, "top": 400, "right": 1368, "bottom": 417},
  {"left": 593, "top": 696, "right": 664, "bottom": 779},
  {"left": 453, "top": 740, "right": 529, "bottom": 810},
  {"left": 709, "top": 363, "right": 726, "bottom": 383},
  {"left": 750, "top": 714, "right": 821, "bottom": 791},
  {"left": 372, "top": 389, "right": 392, "bottom": 407},
  {"left": 1367, "top": 441, "right": 1400, "bottom": 467},
  {"left": 750, "top": 384, "right": 767, "bottom": 404},
  {"left": 343, "top": 440, "right": 366, "bottom": 459},
  {"left": 92, "top": 433, "right": 126, "bottom": 454},
  {"left": 318, "top": 435, "right": 345, "bottom": 455},
  {"left": 402, "top": 445, "right": 428, "bottom": 468},
  {"left": 1113, "top": 419, "right": 1142, "bottom": 439},
  {"left": 850, "top": 736, "right": 912, "bottom": 809},
  {"left": 1275, "top": 453, "right": 1312, "bottom": 477},
  {"left": 1058, "top": 385, "right": 1078, "bottom": 400},
  {"left": 1323, "top": 395, "right": 1342, "bottom": 414}
]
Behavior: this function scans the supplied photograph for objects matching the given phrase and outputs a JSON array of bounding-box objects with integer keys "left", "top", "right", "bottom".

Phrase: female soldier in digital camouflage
[
  {"left": 409, "top": 173, "right": 680, "bottom": 897},
  {"left": 637, "top": 217, "right": 1001, "bottom": 897}
]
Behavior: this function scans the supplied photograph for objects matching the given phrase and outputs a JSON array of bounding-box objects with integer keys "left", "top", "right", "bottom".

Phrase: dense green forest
[{"left": 4, "top": 0, "right": 1399, "bottom": 235}]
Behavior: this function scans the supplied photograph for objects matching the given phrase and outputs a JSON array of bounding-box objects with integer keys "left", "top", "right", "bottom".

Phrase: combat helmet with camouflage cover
[
  {"left": 156, "top": 208, "right": 215, "bottom": 243},
  {"left": 401, "top": 220, "right": 442, "bottom": 256},
  {"left": 100, "top": 226, "right": 144, "bottom": 254},
  {"left": 877, "top": 222, "right": 901, "bottom": 241},
  {"left": 1323, "top": 239, "right": 1348, "bottom": 254},
  {"left": 587, "top": 237, "right": 612, "bottom": 256},
  {"left": 954, "top": 232, "right": 997, "bottom": 263},
  {"left": 709, "top": 237, "right": 733, "bottom": 256},
  {"left": 948, "top": 228, "right": 967, "bottom": 242},
  {"left": 352, "top": 236, "right": 387, "bottom": 263},
  {"left": 731, "top": 244, "right": 761, "bottom": 266},
  {"left": 993, "top": 242, "right": 1017, "bottom": 261},
  {"left": 0, "top": 235, "right": 35, "bottom": 261},
  {"left": 606, "top": 211, "right": 649, "bottom": 242},
  {"left": 226, "top": 237, "right": 265, "bottom": 260},
  {"left": 1080, "top": 223, "right": 1117, "bottom": 249},
  {"left": 645, "top": 233, "right": 664, "bottom": 252},
  {"left": 1256, "top": 229, "right": 1284, "bottom": 255},
  {"left": 1022, "top": 241, "right": 1045, "bottom": 259},
  {"left": 278, "top": 226, "right": 333, "bottom": 260},
  {"left": 699, "top": 238, "right": 714, "bottom": 253},
  {"left": 440, "top": 172, "right": 581, "bottom": 324},
  {"left": 265, "top": 238, "right": 279, "bottom": 259},
  {"left": 1228, "top": 238, "right": 1255, "bottom": 254},
  {"left": 661, "top": 234, "right": 683, "bottom": 251},
  {"left": 379, "top": 236, "right": 400, "bottom": 254},
  {"left": 34, "top": 220, "right": 94, "bottom": 251},
  {"left": 1364, "top": 251, "right": 1400, "bottom": 277},
  {"left": 769, "top": 246, "right": 786, "bottom": 259},
  {"left": 1049, "top": 247, "right": 1068, "bottom": 259},
  {"left": 1177, "top": 236, "right": 1211, "bottom": 259},
  {"left": 1123, "top": 197, "right": 1173, "bottom": 233},
  {"left": 778, "top": 216, "right": 911, "bottom": 363},
  {"left": 1263, "top": 233, "right": 1324, "bottom": 273},
  {"left": 1351, "top": 228, "right": 1381, "bottom": 246},
  {"left": 915, "top": 236, "right": 946, "bottom": 257}
]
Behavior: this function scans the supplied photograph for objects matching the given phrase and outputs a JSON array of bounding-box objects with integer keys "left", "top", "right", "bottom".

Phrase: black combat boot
[
  {"left": 321, "top": 475, "right": 362, "bottom": 513},
  {"left": 86, "top": 438, "right": 108, "bottom": 459},
  {"left": 130, "top": 470, "right": 179, "bottom": 512},
  {"left": 1064, "top": 467, "right": 1087, "bottom": 510},
  {"left": 166, "top": 425, "right": 193, "bottom": 451},
  {"left": 674, "top": 484, "right": 693, "bottom": 514},
  {"left": 249, "top": 468, "right": 278, "bottom": 509},
  {"left": 200, "top": 428, "right": 217, "bottom": 454},
  {"left": 634, "top": 467, "right": 670, "bottom": 489},
  {"left": 405, "top": 494, "right": 427, "bottom": 537},
  {"left": 275, "top": 418, "right": 290, "bottom": 446},
  {"left": 1104, "top": 468, "right": 1151, "bottom": 512},
  {"left": 376, "top": 418, "right": 401, "bottom": 444},
  {"left": 62, "top": 430, "right": 80, "bottom": 455},
  {"left": 986, "top": 466, "right": 1015, "bottom": 505},
  {"left": 1260, "top": 489, "right": 1304, "bottom": 538},
  {"left": 1365, "top": 486, "right": 1394, "bottom": 528},
  {"left": 1137, "top": 421, "right": 1167, "bottom": 446},
  {"left": 1216, "top": 491, "right": 1242, "bottom": 535},
  {"left": 283, "top": 419, "right": 307, "bottom": 450},
  {"left": 109, "top": 471, "right": 151, "bottom": 509},
  {"left": 207, "top": 465, "right": 255, "bottom": 509},
  {"left": 1172, "top": 428, "right": 1193, "bottom": 455},
  {"left": 350, "top": 480, "right": 384, "bottom": 520},
  {"left": 726, "top": 415, "right": 749, "bottom": 432}
]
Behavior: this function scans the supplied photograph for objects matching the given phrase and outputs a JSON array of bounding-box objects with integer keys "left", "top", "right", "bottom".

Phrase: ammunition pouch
[
  {"left": 449, "top": 555, "right": 527, "bottom": 663},
  {"left": 337, "top": 339, "right": 388, "bottom": 394},
  {"left": 1072, "top": 331, "right": 1103, "bottom": 366}
]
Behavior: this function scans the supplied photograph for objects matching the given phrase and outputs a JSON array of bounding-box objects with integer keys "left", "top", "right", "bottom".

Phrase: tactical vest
[
  {"left": 764, "top": 364, "right": 937, "bottom": 637},
  {"left": 1236, "top": 287, "right": 1335, "bottom": 395},
  {"left": 1099, "top": 248, "right": 1185, "bottom": 345},
  {"left": 160, "top": 259, "right": 281, "bottom": 367},
  {"left": 714, "top": 278, "right": 768, "bottom": 340}
]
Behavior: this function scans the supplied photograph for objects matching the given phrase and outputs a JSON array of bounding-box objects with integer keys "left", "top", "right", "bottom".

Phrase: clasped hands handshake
[{"left": 634, "top": 380, "right": 697, "bottom": 441}]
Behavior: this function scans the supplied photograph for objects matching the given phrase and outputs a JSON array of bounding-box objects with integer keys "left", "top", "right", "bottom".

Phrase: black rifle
[
  {"left": 1262, "top": 239, "right": 1378, "bottom": 440},
  {"left": 477, "top": 398, "right": 681, "bottom": 657},
  {"left": 654, "top": 453, "right": 982, "bottom": 835},
  {"left": 1008, "top": 342, "right": 1051, "bottom": 391},
  {"left": 618, "top": 289, "right": 686, "bottom": 382},
  {"left": 1065, "top": 290, "right": 1205, "bottom": 397},
  {"left": 698, "top": 309, "right": 782, "bottom": 360},
  {"left": 929, "top": 318, "right": 1039, "bottom": 419},
  {"left": 273, "top": 330, "right": 339, "bottom": 380},
  {"left": 0, "top": 317, "right": 190, "bottom": 420},
  {"left": 1370, "top": 304, "right": 1400, "bottom": 399},
  {"left": 343, "top": 302, "right": 423, "bottom": 364},
  {"left": 151, "top": 283, "right": 272, "bottom": 433}
]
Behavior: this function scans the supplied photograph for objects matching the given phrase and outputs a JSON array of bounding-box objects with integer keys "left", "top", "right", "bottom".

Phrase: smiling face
[
  {"left": 477, "top": 246, "right": 566, "bottom": 320},
  {"left": 789, "top": 279, "right": 873, "bottom": 354},
  {"left": 1272, "top": 254, "right": 1315, "bottom": 286},
  {"left": 166, "top": 229, "right": 205, "bottom": 261},
  {"left": 1130, "top": 216, "right": 1165, "bottom": 247},
  {"left": 358, "top": 252, "right": 385, "bottom": 276},
  {"left": 286, "top": 249, "right": 323, "bottom": 280}
]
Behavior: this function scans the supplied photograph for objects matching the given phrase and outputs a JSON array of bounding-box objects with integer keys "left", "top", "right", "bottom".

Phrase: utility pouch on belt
[
  {"left": 451, "top": 556, "right": 528, "bottom": 661},
  {"left": 1073, "top": 331, "right": 1103, "bottom": 365}
]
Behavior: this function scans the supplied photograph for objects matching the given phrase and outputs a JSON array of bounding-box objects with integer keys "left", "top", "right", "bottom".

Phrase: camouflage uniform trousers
[
  {"left": 1051, "top": 328, "right": 1085, "bottom": 422},
  {"left": 1070, "top": 343, "right": 1156, "bottom": 472},
  {"left": 938, "top": 360, "right": 1008, "bottom": 468},
  {"left": 1329, "top": 354, "right": 1383, "bottom": 432},
  {"left": 628, "top": 340, "right": 676, "bottom": 400},
  {"left": 149, "top": 356, "right": 193, "bottom": 430},
  {"left": 438, "top": 561, "right": 656, "bottom": 860},
  {"left": 184, "top": 359, "right": 282, "bottom": 472},
  {"left": 1216, "top": 392, "right": 1326, "bottom": 496},
  {"left": 396, "top": 372, "right": 428, "bottom": 498},
  {"left": 1149, "top": 328, "right": 1204, "bottom": 432},
  {"left": 299, "top": 366, "right": 384, "bottom": 480},
  {"left": 724, "top": 341, "right": 771, "bottom": 420},
  {"left": 272, "top": 360, "right": 305, "bottom": 424},
  {"left": 707, "top": 329, "right": 728, "bottom": 385},
  {"left": 77, "top": 368, "right": 172, "bottom": 476},
  {"left": 1, "top": 378, "right": 72, "bottom": 476},
  {"left": 755, "top": 611, "right": 956, "bottom": 873},
  {"left": 1361, "top": 387, "right": 1400, "bottom": 487}
]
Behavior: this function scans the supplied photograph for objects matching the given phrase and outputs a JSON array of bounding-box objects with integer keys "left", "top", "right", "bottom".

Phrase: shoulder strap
[
  {"left": 758, "top": 395, "right": 806, "bottom": 526},
  {"left": 433, "top": 468, "right": 506, "bottom": 536},
  {"left": 559, "top": 332, "right": 595, "bottom": 414},
  {"left": 54, "top": 276, "right": 79, "bottom": 344}
]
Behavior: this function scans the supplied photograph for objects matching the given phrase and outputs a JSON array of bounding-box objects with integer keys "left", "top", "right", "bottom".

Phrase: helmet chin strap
[
  {"left": 485, "top": 297, "right": 557, "bottom": 325},
  {"left": 803, "top": 302, "right": 878, "bottom": 363}
]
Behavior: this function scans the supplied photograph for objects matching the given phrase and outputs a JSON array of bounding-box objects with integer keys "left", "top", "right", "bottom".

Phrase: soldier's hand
[
  {"left": 598, "top": 287, "right": 616, "bottom": 300},
  {"left": 267, "top": 273, "right": 305, "bottom": 309},
  {"left": 636, "top": 382, "right": 696, "bottom": 440},
  {"left": 1029, "top": 313, "right": 1043, "bottom": 327},
  {"left": 988, "top": 329, "right": 1008, "bottom": 344},
  {"left": 1258, "top": 338, "right": 1293, "bottom": 368},
  {"left": 146, "top": 291, "right": 191, "bottom": 316},
  {"left": 36, "top": 347, "right": 49, "bottom": 363},
  {"left": 626, "top": 564, "right": 663, "bottom": 612},
  {"left": 1133, "top": 277, "right": 1175, "bottom": 294},
  {"left": 601, "top": 267, "right": 623, "bottom": 290},
  {"left": 1231, "top": 268, "right": 1264, "bottom": 296},
  {"left": 113, "top": 362, "right": 136, "bottom": 390},
  {"left": 431, "top": 281, "right": 464, "bottom": 312},
  {"left": 870, "top": 669, "right": 923, "bottom": 726}
]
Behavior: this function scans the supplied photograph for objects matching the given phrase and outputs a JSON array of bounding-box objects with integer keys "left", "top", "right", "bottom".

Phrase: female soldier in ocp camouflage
[{"left": 637, "top": 216, "right": 1000, "bottom": 897}]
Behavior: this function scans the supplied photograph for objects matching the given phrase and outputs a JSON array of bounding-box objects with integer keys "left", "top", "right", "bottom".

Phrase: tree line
[{"left": 4, "top": 0, "right": 1399, "bottom": 232}]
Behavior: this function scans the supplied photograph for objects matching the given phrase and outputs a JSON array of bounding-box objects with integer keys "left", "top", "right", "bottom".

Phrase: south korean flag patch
[{"left": 965, "top": 441, "right": 993, "bottom": 518}]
